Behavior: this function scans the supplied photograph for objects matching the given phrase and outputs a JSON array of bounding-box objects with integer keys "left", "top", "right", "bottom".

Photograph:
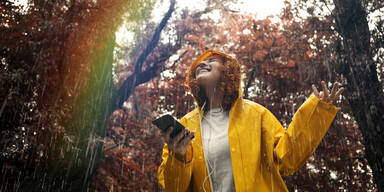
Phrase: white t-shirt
[{"left": 201, "top": 108, "right": 235, "bottom": 191}]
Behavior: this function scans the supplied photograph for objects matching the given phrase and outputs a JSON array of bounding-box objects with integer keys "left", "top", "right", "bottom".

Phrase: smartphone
[{"left": 152, "top": 114, "right": 189, "bottom": 139}]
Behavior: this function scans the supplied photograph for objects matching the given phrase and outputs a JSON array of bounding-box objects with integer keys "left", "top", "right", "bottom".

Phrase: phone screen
[{"left": 152, "top": 114, "right": 186, "bottom": 139}]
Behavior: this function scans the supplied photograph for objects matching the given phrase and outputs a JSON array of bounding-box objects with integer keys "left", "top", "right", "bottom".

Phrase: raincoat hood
[{"left": 186, "top": 50, "right": 243, "bottom": 111}]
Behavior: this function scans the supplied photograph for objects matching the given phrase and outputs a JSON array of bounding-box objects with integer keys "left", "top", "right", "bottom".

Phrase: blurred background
[{"left": 1, "top": 0, "right": 383, "bottom": 191}]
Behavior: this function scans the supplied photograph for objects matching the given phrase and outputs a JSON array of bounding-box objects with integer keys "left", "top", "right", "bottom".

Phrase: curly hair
[{"left": 186, "top": 50, "right": 241, "bottom": 112}]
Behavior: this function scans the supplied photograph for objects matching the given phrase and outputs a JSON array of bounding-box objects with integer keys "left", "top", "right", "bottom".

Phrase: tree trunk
[{"left": 333, "top": 0, "right": 384, "bottom": 190}]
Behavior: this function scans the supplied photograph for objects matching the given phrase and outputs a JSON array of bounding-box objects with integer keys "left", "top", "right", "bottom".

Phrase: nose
[{"left": 198, "top": 61, "right": 208, "bottom": 68}]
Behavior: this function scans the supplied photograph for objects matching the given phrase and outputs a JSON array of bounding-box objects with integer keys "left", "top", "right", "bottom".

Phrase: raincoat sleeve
[
  {"left": 263, "top": 94, "right": 339, "bottom": 176},
  {"left": 158, "top": 118, "right": 193, "bottom": 191}
]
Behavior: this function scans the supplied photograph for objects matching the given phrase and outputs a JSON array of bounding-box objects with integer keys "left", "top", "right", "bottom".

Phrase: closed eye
[{"left": 208, "top": 58, "right": 218, "bottom": 62}]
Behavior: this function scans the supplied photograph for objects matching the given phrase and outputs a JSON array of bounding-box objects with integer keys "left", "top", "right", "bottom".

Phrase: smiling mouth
[{"left": 197, "top": 68, "right": 210, "bottom": 75}]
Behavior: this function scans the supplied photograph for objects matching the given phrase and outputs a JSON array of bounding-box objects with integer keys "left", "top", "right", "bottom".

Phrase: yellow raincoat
[{"left": 158, "top": 51, "right": 339, "bottom": 191}]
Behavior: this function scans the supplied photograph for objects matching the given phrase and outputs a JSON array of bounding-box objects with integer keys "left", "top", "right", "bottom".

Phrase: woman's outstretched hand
[{"left": 312, "top": 81, "right": 344, "bottom": 104}]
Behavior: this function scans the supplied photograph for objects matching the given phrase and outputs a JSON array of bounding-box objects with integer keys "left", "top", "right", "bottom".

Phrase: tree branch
[
  {"left": 244, "top": 67, "right": 257, "bottom": 98},
  {"left": 114, "top": 0, "right": 176, "bottom": 108},
  {"left": 134, "top": 0, "right": 175, "bottom": 75},
  {"left": 105, "top": 51, "right": 188, "bottom": 153},
  {"left": 0, "top": 92, "right": 9, "bottom": 119},
  {"left": 169, "top": 50, "right": 188, "bottom": 69}
]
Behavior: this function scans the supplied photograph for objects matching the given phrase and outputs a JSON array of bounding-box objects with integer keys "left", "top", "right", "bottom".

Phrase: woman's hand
[
  {"left": 312, "top": 81, "right": 344, "bottom": 104},
  {"left": 162, "top": 127, "right": 195, "bottom": 157}
]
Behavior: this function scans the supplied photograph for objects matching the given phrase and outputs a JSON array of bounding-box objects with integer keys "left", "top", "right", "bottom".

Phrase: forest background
[{"left": 1, "top": 0, "right": 383, "bottom": 191}]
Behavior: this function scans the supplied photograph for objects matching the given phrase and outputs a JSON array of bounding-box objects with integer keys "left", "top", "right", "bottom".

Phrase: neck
[{"left": 204, "top": 86, "right": 223, "bottom": 109}]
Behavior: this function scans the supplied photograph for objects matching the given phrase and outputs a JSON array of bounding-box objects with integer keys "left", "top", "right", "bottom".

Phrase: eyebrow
[{"left": 207, "top": 57, "right": 219, "bottom": 61}]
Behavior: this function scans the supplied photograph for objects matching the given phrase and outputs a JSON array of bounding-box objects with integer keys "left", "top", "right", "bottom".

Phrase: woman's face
[{"left": 195, "top": 55, "right": 224, "bottom": 89}]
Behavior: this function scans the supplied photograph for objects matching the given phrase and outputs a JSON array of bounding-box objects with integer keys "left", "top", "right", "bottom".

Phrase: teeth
[{"left": 197, "top": 68, "right": 210, "bottom": 76}]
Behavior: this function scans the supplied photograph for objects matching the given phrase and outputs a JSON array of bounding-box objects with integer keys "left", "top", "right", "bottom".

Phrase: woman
[{"left": 158, "top": 50, "right": 344, "bottom": 191}]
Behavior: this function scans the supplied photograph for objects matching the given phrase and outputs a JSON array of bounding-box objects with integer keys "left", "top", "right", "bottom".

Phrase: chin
[
  {"left": 196, "top": 75, "right": 205, "bottom": 82},
  {"left": 197, "top": 78, "right": 216, "bottom": 88}
]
